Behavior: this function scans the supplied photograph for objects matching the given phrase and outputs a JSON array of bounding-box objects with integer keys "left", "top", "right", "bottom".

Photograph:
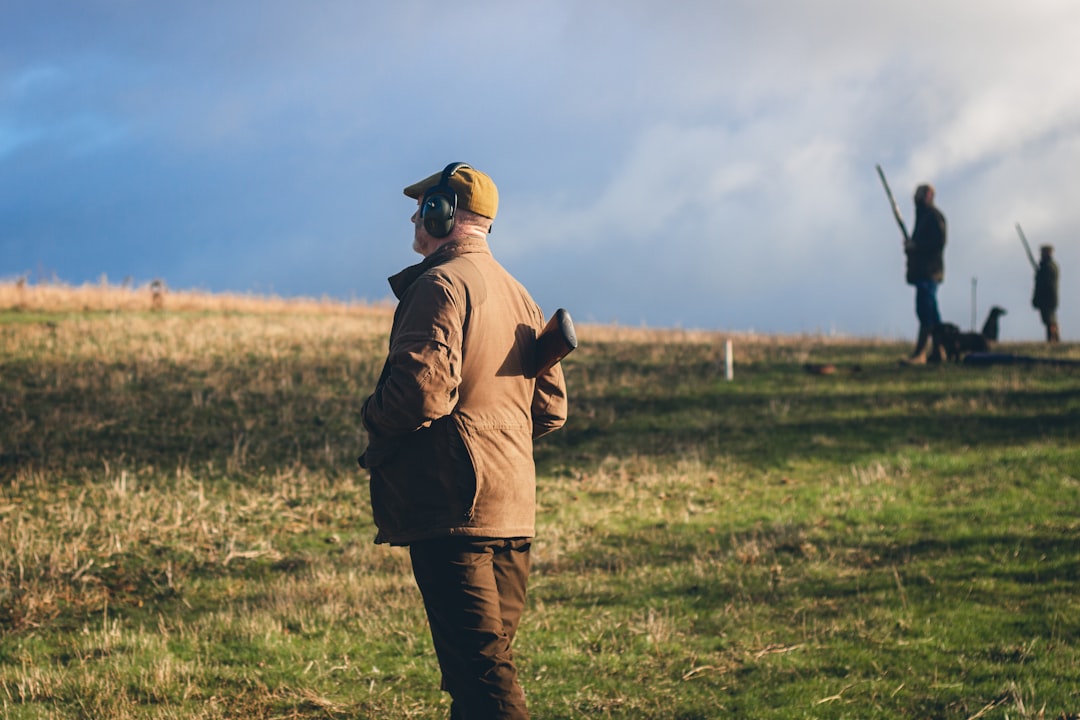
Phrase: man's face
[{"left": 411, "top": 200, "right": 437, "bottom": 256}]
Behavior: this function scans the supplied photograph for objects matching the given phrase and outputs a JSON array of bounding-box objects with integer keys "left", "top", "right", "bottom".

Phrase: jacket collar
[{"left": 388, "top": 236, "right": 491, "bottom": 300}]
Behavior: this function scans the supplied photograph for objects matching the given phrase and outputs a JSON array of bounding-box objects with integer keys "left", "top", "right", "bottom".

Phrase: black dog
[
  {"left": 932, "top": 306, "right": 1007, "bottom": 362},
  {"left": 981, "top": 306, "right": 1007, "bottom": 341},
  {"left": 932, "top": 323, "right": 988, "bottom": 362}
]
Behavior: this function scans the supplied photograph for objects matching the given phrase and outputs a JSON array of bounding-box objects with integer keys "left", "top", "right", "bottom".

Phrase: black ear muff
[
  {"left": 421, "top": 162, "right": 470, "bottom": 238},
  {"left": 421, "top": 193, "right": 455, "bottom": 238}
]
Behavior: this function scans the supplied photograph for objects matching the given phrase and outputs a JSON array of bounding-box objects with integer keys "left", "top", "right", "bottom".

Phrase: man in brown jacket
[{"left": 359, "top": 162, "right": 568, "bottom": 719}]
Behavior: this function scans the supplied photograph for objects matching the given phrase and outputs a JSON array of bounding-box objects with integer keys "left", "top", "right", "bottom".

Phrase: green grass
[{"left": 2, "top": 312, "right": 1079, "bottom": 718}]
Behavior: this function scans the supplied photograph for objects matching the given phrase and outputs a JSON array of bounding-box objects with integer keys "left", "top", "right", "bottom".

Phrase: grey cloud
[{"left": 3, "top": 0, "right": 1078, "bottom": 340}]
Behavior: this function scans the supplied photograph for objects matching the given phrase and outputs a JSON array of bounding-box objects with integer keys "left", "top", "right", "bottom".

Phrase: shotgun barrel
[
  {"left": 876, "top": 164, "right": 910, "bottom": 245},
  {"left": 1015, "top": 223, "right": 1038, "bottom": 271}
]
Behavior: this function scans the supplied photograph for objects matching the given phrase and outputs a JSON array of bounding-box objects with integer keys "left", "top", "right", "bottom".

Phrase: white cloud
[{"left": 4, "top": 0, "right": 1079, "bottom": 339}]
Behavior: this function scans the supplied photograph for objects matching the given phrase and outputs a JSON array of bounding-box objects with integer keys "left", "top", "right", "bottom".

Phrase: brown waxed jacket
[{"left": 359, "top": 236, "right": 568, "bottom": 545}]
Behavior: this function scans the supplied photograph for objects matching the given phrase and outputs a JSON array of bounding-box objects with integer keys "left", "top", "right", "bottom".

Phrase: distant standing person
[
  {"left": 358, "top": 162, "right": 568, "bottom": 718},
  {"left": 1033, "top": 244, "right": 1060, "bottom": 342},
  {"left": 902, "top": 183, "right": 947, "bottom": 364}
]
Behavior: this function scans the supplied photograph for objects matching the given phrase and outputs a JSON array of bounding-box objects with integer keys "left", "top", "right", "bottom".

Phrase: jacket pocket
[
  {"left": 358, "top": 437, "right": 400, "bottom": 469},
  {"left": 367, "top": 419, "right": 477, "bottom": 537}
]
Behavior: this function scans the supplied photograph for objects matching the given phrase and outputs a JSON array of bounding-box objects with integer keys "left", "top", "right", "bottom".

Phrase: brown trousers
[{"left": 409, "top": 537, "right": 532, "bottom": 720}]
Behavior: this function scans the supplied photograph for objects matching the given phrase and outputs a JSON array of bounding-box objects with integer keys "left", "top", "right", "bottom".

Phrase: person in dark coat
[
  {"left": 902, "top": 183, "right": 947, "bottom": 364},
  {"left": 1033, "top": 244, "right": 1060, "bottom": 342}
]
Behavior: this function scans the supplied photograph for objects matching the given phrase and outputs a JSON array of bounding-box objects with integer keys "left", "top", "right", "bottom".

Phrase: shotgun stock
[{"left": 535, "top": 308, "right": 577, "bottom": 377}]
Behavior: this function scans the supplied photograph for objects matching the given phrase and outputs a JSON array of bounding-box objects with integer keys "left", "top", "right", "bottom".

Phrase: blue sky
[{"left": 3, "top": 1, "right": 1078, "bottom": 340}]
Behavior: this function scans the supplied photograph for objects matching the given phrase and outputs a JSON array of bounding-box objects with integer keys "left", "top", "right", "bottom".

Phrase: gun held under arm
[{"left": 534, "top": 308, "right": 577, "bottom": 378}]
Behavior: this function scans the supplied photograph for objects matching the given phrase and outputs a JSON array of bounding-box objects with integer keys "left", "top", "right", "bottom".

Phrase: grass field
[{"left": 2, "top": 281, "right": 1079, "bottom": 719}]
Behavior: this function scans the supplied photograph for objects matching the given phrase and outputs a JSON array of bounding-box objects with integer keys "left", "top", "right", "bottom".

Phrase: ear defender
[{"left": 421, "top": 162, "right": 471, "bottom": 238}]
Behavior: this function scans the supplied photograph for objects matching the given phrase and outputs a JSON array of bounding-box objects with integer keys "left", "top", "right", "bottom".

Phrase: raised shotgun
[
  {"left": 534, "top": 308, "right": 577, "bottom": 377},
  {"left": 876, "top": 164, "right": 910, "bottom": 245},
  {"left": 1015, "top": 222, "right": 1039, "bottom": 272}
]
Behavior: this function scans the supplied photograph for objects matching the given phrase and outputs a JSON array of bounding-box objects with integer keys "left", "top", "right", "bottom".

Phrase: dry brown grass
[
  {"left": 577, "top": 323, "right": 852, "bottom": 346},
  {"left": 576, "top": 322, "right": 894, "bottom": 366},
  {"left": 1, "top": 279, "right": 885, "bottom": 350},
  {"left": 0, "top": 278, "right": 396, "bottom": 318},
  {"left": 0, "top": 278, "right": 876, "bottom": 341},
  {"left": 4, "top": 278, "right": 898, "bottom": 375}
]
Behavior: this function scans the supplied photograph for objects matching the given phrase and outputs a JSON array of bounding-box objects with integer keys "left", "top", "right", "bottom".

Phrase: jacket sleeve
[
  {"left": 531, "top": 361, "right": 568, "bottom": 439},
  {"left": 362, "top": 276, "right": 463, "bottom": 439}
]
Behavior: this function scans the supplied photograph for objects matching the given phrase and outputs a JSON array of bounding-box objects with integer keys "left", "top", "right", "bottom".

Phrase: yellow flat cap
[{"left": 403, "top": 164, "right": 498, "bottom": 220}]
